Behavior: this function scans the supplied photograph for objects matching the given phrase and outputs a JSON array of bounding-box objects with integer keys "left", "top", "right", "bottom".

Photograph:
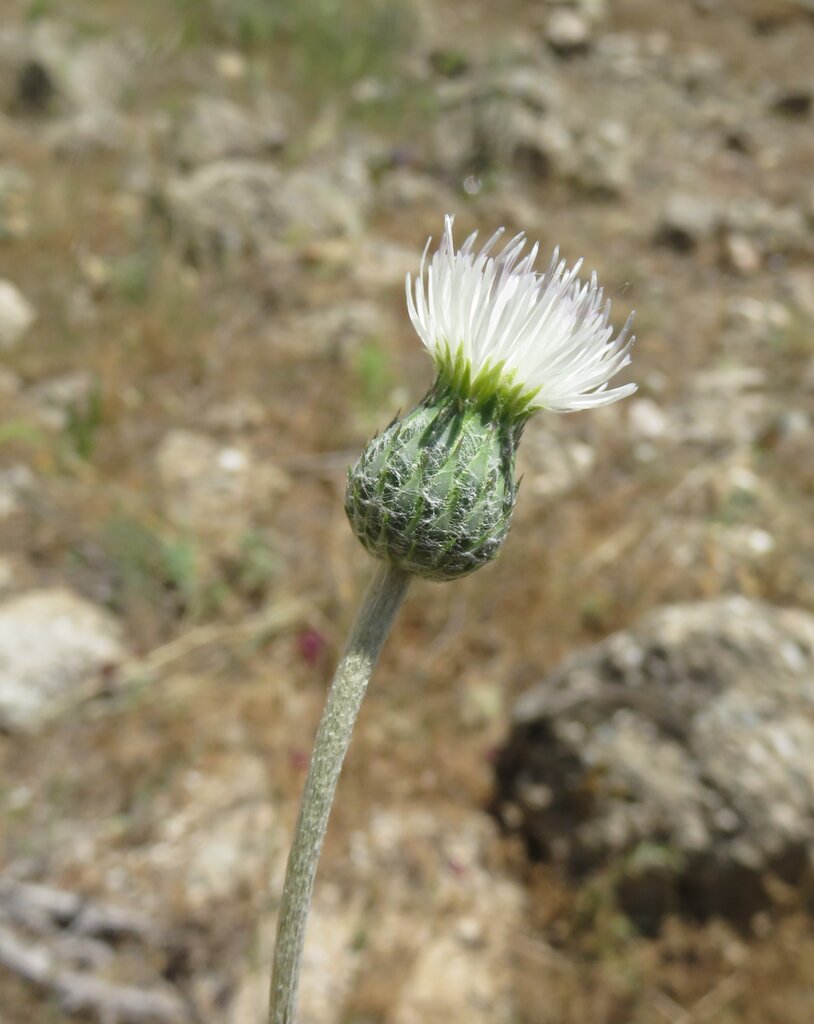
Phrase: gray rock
[
  {"left": 432, "top": 64, "right": 564, "bottom": 176},
  {"left": 0, "top": 279, "right": 35, "bottom": 349},
  {"left": 721, "top": 231, "right": 762, "bottom": 275},
  {"left": 0, "top": 588, "right": 128, "bottom": 731},
  {"left": 627, "top": 397, "right": 670, "bottom": 441},
  {"left": 0, "top": 22, "right": 138, "bottom": 118},
  {"left": 495, "top": 597, "right": 814, "bottom": 929},
  {"left": 569, "top": 119, "right": 633, "bottom": 197},
  {"left": 657, "top": 194, "right": 722, "bottom": 250},
  {"left": 164, "top": 158, "right": 367, "bottom": 260},
  {"left": 376, "top": 168, "right": 447, "bottom": 210},
  {"left": 45, "top": 107, "right": 126, "bottom": 157},
  {"left": 545, "top": 9, "right": 592, "bottom": 55},
  {"left": 56, "top": 31, "right": 139, "bottom": 114},
  {"left": 0, "top": 23, "right": 138, "bottom": 159},
  {"left": 725, "top": 197, "right": 810, "bottom": 256},
  {"left": 172, "top": 95, "right": 287, "bottom": 168},
  {"left": 150, "top": 754, "right": 280, "bottom": 912}
]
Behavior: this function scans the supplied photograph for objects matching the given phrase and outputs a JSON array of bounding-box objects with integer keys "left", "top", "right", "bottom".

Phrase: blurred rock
[
  {"left": 722, "top": 231, "right": 762, "bottom": 275},
  {"left": 274, "top": 299, "right": 389, "bottom": 359},
  {"left": 786, "top": 267, "right": 814, "bottom": 320},
  {"left": 297, "top": 894, "right": 363, "bottom": 1024},
  {"left": 27, "top": 371, "right": 95, "bottom": 431},
  {"left": 172, "top": 95, "right": 287, "bottom": 168},
  {"left": 770, "top": 84, "right": 812, "bottom": 117},
  {"left": 0, "top": 588, "right": 128, "bottom": 732},
  {"left": 675, "top": 366, "right": 772, "bottom": 448},
  {"left": 0, "top": 367, "right": 20, "bottom": 397},
  {"left": 669, "top": 522, "right": 777, "bottom": 578},
  {"left": 0, "top": 164, "right": 32, "bottom": 240},
  {"left": 496, "top": 597, "right": 814, "bottom": 929},
  {"left": 164, "top": 158, "right": 368, "bottom": 260},
  {"left": 213, "top": 50, "right": 248, "bottom": 83},
  {"left": 569, "top": 119, "right": 633, "bottom": 197},
  {"left": 0, "top": 465, "right": 36, "bottom": 519},
  {"left": 203, "top": 396, "right": 266, "bottom": 433},
  {"left": 390, "top": 921, "right": 515, "bottom": 1024},
  {"left": 229, "top": 888, "right": 361, "bottom": 1024},
  {"left": 376, "top": 167, "right": 446, "bottom": 210},
  {"left": 155, "top": 429, "right": 285, "bottom": 539},
  {"left": 0, "top": 25, "right": 55, "bottom": 113},
  {"left": 0, "top": 22, "right": 140, "bottom": 159},
  {"left": 657, "top": 193, "right": 721, "bottom": 250},
  {"left": 152, "top": 754, "right": 280, "bottom": 911},
  {"left": 360, "top": 807, "right": 523, "bottom": 1024},
  {"left": 302, "top": 234, "right": 397, "bottom": 282},
  {"left": 459, "top": 680, "right": 504, "bottom": 730},
  {"left": 627, "top": 397, "right": 670, "bottom": 441},
  {"left": 0, "top": 553, "right": 22, "bottom": 594},
  {"left": 57, "top": 31, "right": 140, "bottom": 114},
  {"left": 537, "top": 0, "right": 606, "bottom": 17},
  {"left": 349, "top": 238, "right": 417, "bottom": 289},
  {"left": 518, "top": 423, "right": 596, "bottom": 498},
  {"left": 545, "top": 9, "right": 592, "bottom": 55},
  {"left": 0, "top": 22, "right": 138, "bottom": 119},
  {"left": 0, "top": 279, "right": 35, "bottom": 349},
  {"left": 45, "top": 107, "right": 126, "bottom": 157},
  {"left": 432, "top": 63, "right": 565, "bottom": 176},
  {"left": 725, "top": 197, "right": 810, "bottom": 256},
  {"left": 671, "top": 48, "right": 725, "bottom": 91},
  {"left": 507, "top": 110, "right": 573, "bottom": 178},
  {"left": 724, "top": 297, "right": 792, "bottom": 336},
  {"left": 232, "top": 803, "right": 523, "bottom": 1024}
]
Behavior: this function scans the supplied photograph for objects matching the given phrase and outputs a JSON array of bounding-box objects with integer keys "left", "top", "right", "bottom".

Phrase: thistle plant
[{"left": 268, "top": 215, "right": 636, "bottom": 1023}]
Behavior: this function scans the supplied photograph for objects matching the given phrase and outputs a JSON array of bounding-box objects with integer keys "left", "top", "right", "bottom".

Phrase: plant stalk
[{"left": 268, "top": 560, "right": 411, "bottom": 1024}]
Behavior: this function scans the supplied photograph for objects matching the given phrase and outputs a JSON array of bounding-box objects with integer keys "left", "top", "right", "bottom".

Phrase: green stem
[{"left": 268, "top": 560, "right": 411, "bottom": 1024}]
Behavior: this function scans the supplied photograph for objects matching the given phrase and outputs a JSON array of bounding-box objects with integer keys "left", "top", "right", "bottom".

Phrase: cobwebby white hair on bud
[{"left": 405, "top": 214, "right": 637, "bottom": 413}]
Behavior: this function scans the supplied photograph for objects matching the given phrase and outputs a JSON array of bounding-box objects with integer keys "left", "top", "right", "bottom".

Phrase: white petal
[{"left": 406, "top": 216, "right": 637, "bottom": 413}]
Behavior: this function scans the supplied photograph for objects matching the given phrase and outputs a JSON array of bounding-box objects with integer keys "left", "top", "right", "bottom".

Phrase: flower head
[
  {"left": 345, "top": 215, "right": 637, "bottom": 581},
  {"left": 406, "top": 215, "right": 636, "bottom": 420}
]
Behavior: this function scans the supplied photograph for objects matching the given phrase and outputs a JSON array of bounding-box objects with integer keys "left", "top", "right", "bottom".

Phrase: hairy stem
[{"left": 268, "top": 561, "right": 411, "bottom": 1024}]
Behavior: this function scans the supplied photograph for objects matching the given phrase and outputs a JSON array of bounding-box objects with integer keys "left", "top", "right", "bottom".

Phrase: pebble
[
  {"left": 0, "top": 588, "right": 128, "bottom": 732},
  {"left": 0, "top": 279, "right": 36, "bottom": 349}
]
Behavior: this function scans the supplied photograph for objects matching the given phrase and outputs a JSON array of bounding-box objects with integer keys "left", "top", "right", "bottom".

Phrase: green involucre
[
  {"left": 432, "top": 343, "right": 543, "bottom": 422},
  {"left": 345, "top": 379, "right": 523, "bottom": 581}
]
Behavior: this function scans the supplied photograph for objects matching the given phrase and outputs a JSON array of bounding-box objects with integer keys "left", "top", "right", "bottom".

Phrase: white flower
[{"left": 406, "top": 215, "right": 636, "bottom": 415}]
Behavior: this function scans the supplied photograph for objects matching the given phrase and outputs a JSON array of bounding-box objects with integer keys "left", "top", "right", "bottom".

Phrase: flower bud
[{"left": 345, "top": 387, "right": 520, "bottom": 581}]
